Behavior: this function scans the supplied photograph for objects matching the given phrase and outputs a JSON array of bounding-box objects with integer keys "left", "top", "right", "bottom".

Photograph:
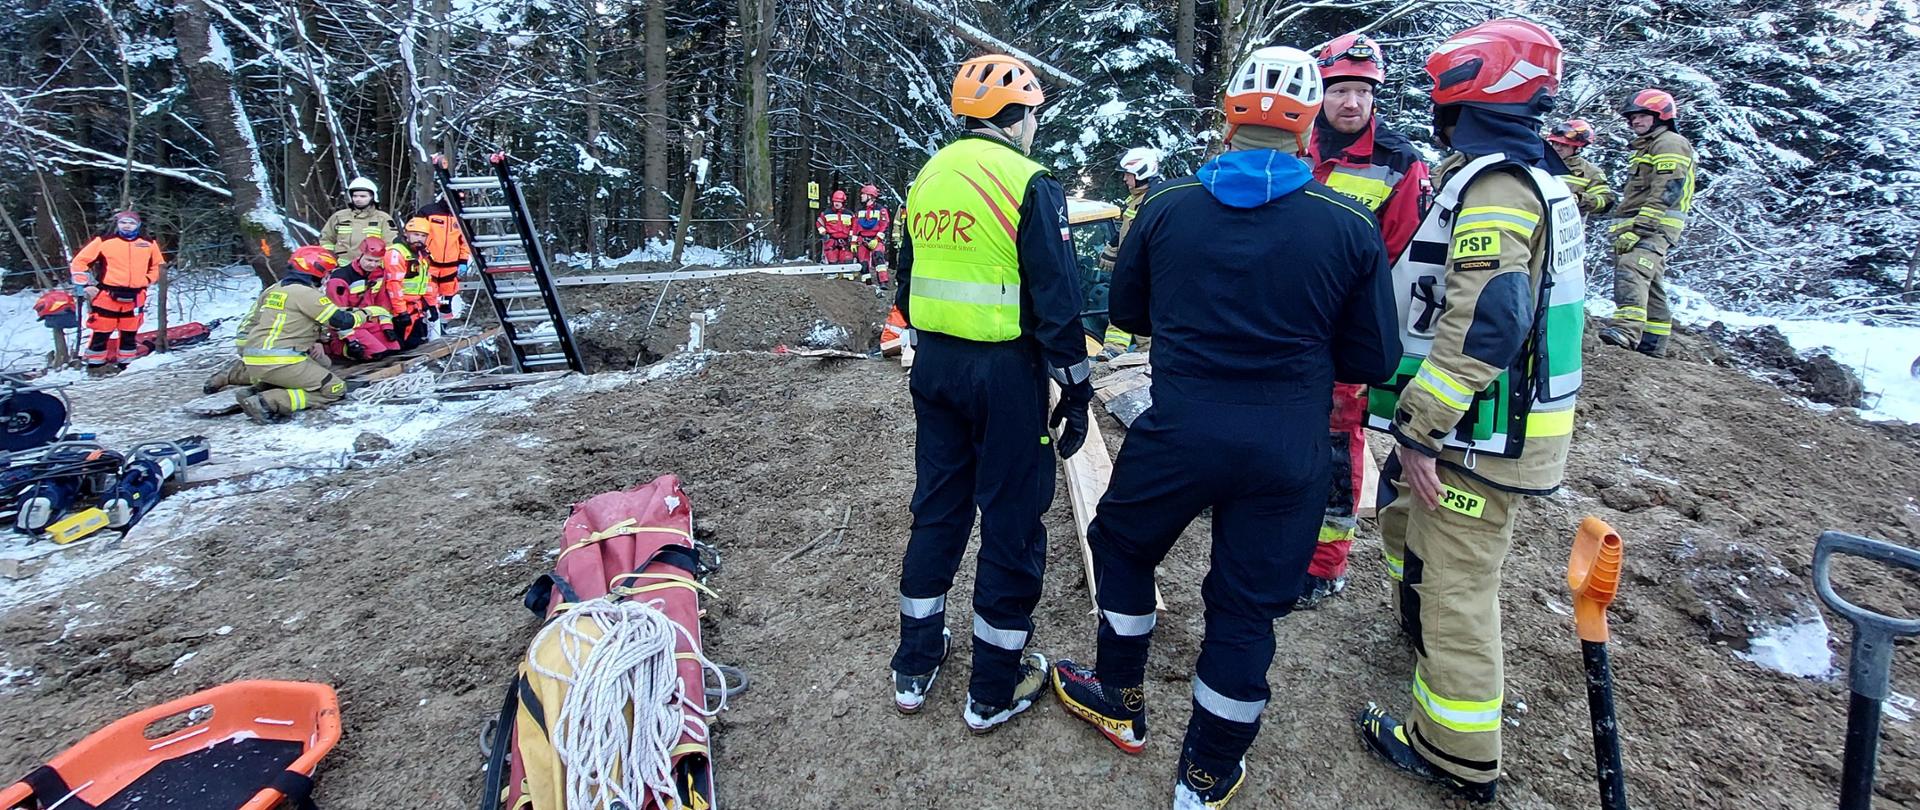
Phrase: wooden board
[
  {"left": 344, "top": 328, "right": 502, "bottom": 383},
  {"left": 900, "top": 337, "right": 915, "bottom": 369},
  {"left": 1358, "top": 436, "right": 1383, "bottom": 518},
  {"left": 1051, "top": 383, "right": 1164, "bottom": 613},
  {"left": 181, "top": 390, "right": 243, "bottom": 418},
  {"left": 1107, "top": 351, "right": 1150, "bottom": 369},
  {"left": 433, "top": 371, "right": 572, "bottom": 394},
  {"left": 552, "top": 263, "right": 859, "bottom": 286}
]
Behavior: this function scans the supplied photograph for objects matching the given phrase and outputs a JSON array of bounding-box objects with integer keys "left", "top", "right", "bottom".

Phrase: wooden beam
[
  {"left": 344, "top": 328, "right": 502, "bottom": 383},
  {"left": 552, "top": 263, "right": 859, "bottom": 287},
  {"left": 1051, "top": 383, "right": 1164, "bottom": 612}
]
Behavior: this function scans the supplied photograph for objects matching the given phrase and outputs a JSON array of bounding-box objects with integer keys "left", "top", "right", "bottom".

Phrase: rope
[{"left": 526, "top": 597, "right": 728, "bottom": 810}]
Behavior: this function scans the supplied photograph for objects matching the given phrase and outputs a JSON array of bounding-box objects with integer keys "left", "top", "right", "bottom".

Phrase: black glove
[
  {"left": 1050, "top": 376, "right": 1094, "bottom": 459},
  {"left": 425, "top": 306, "right": 440, "bottom": 322}
]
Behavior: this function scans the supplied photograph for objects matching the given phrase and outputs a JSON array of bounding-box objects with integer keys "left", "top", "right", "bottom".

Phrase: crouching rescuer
[
  {"left": 1355, "top": 20, "right": 1585, "bottom": 803},
  {"left": 206, "top": 246, "right": 392, "bottom": 424},
  {"left": 889, "top": 53, "right": 1091, "bottom": 734}
]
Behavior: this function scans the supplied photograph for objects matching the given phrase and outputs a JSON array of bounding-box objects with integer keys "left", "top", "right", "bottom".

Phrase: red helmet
[
  {"left": 1316, "top": 32, "right": 1385, "bottom": 86},
  {"left": 860, "top": 184, "right": 879, "bottom": 198},
  {"left": 1623, "top": 88, "right": 1677, "bottom": 122},
  {"left": 830, "top": 190, "right": 847, "bottom": 204},
  {"left": 358, "top": 236, "right": 388, "bottom": 260},
  {"left": 289, "top": 245, "right": 338, "bottom": 279},
  {"left": 1223, "top": 46, "right": 1324, "bottom": 145},
  {"left": 1425, "top": 19, "right": 1562, "bottom": 118},
  {"left": 1546, "top": 118, "right": 1595, "bottom": 148}
]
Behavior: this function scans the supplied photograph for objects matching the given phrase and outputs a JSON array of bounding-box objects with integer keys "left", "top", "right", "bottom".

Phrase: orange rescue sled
[{"left": 1, "top": 680, "right": 341, "bottom": 810}]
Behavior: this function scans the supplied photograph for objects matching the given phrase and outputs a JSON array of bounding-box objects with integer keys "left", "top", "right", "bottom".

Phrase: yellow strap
[
  {"left": 610, "top": 571, "right": 720, "bottom": 601},
  {"left": 556, "top": 519, "right": 693, "bottom": 563}
]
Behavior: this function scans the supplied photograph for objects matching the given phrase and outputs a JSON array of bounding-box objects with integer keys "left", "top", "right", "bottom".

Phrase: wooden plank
[
  {"left": 345, "top": 328, "right": 502, "bottom": 383},
  {"left": 1357, "top": 439, "right": 1382, "bottom": 518},
  {"left": 688, "top": 312, "right": 706, "bottom": 351},
  {"left": 1107, "top": 351, "right": 1149, "bottom": 368},
  {"left": 1051, "top": 384, "right": 1164, "bottom": 613},
  {"left": 552, "top": 263, "right": 859, "bottom": 287},
  {"left": 434, "top": 371, "right": 571, "bottom": 394},
  {"left": 181, "top": 390, "right": 242, "bottom": 418},
  {"left": 879, "top": 337, "right": 903, "bottom": 357},
  {"left": 900, "top": 337, "right": 915, "bottom": 369}
]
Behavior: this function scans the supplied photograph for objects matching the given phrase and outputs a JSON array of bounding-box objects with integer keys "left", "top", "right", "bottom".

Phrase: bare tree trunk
[
  {"left": 584, "top": 11, "right": 604, "bottom": 269},
  {"left": 1906, "top": 238, "right": 1919, "bottom": 302},
  {"left": 642, "top": 0, "right": 669, "bottom": 242},
  {"left": 154, "top": 261, "right": 170, "bottom": 352},
  {"left": 400, "top": 0, "right": 451, "bottom": 211},
  {"left": 94, "top": 1, "right": 138, "bottom": 209},
  {"left": 739, "top": 0, "right": 775, "bottom": 255},
  {"left": 0, "top": 204, "right": 52, "bottom": 287},
  {"left": 673, "top": 131, "right": 706, "bottom": 265},
  {"left": 1176, "top": 0, "right": 1197, "bottom": 100},
  {"left": 173, "top": 0, "right": 293, "bottom": 286}
]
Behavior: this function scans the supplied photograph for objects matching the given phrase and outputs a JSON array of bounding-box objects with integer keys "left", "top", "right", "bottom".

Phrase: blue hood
[{"left": 1197, "top": 150, "right": 1312, "bottom": 208}]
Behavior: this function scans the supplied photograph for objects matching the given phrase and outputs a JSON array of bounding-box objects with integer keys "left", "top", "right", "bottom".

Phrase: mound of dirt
[
  {"left": 562, "top": 274, "right": 887, "bottom": 371},
  {"left": 1702, "top": 322, "right": 1867, "bottom": 407}
]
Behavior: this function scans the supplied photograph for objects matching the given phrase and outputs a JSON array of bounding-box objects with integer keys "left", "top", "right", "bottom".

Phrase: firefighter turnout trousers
[
  {"left": 221, "top": 357, "right": 347, "bottom": 416},
  {"left": 1377, "top": 452, "right": 1520, "bottom": 785},
  {"left": 1085, "top": 386, "right": 1328, "bottom": 779},
  {"left": 893, "top": 333, "right": 1055, "bottom": 708},
  {"left": 1612, "top": 236, "right": 1673, "bottom": 344}
]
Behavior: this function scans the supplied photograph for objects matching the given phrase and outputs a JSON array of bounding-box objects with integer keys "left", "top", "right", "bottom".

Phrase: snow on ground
[
  {"left": 556, "top": 239, "right": 734, "bottom": 269},
  {"left": 1735, "top": 615, "right": 1838, "bottom": 680},
  {"left": 1589, "top": 283, "right": 1920, "bottom": 423},
  {"left": 1, "top": 265, "right": 262, "bottom": 374}
]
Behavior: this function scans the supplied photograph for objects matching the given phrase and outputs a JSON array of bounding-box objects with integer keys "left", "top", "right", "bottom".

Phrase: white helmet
[
  {"left": 346, "top": 177, "right": 379, "bottom": 197},
  {"left": 1117, "top": 148, "right": 1162, "bottom": 182}
]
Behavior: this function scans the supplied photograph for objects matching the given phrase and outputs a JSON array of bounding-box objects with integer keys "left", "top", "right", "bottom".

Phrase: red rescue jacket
[{"left": 1308, "top": 118, "right": 1431, "bottom": 263}]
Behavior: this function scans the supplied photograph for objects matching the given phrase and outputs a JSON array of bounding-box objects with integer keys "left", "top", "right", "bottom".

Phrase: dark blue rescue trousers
[
  {"left": 892, "top": 332, "right": 1056, "bottom": 708},
  {"left": 1086, "top": 379, "right": 1329, "bottom": 776}
]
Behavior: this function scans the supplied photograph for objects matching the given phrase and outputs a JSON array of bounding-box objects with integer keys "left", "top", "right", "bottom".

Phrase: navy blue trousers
[
  {"left": 892, "top": 334, "right": 1056, "bottom": 708},
  {"left": 1087, "top": 384, "right": 1329, "bottom": 775}
]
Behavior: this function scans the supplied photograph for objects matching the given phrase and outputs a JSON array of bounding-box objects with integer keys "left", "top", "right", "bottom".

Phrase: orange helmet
[
  {"left": 404, "top": 217, "right": 431, "bottom": 236},
  {"left": 1316, "top": 33, "right": 1385, "bottom": 86},
  {"left": 1546, "top": 118, "right": 1595, "bottom": 148},
  {"left": 950, "top": 54, "right": 1045, "bottom": 120},
  {"left": 1623, "top": 88, "right": 1677, "bottom": 121},
  {"left": 1223, "top": 46, "right": 1323, "bottom": 145},
  {"left": 1426, "top": 19, "right": 1562, "bottom": 118},
  {"left": 289, "top": 245, "right": 338, "bottom": 279}
]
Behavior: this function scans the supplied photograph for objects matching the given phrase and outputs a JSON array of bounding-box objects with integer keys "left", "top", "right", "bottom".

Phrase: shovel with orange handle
[
  {"left": 1814, "top": 531, "right": 1920, "bottom": 810},
  {"left": 1569, "top": 517, "right": 1628, "bottom": 810}
]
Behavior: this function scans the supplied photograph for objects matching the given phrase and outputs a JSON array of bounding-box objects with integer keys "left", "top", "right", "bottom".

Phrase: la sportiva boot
[
  {"left": 963, "top": 651, "right": 1049, "bottom": 734},
  {"left": 1173, "top": 752, "right": 1246, "bottom": 809},
  {"left": 1052, "top": 658, "right": 1148, "bottom": 754},
  {"left": 1355, "top": 703, "right": 1497, "bottom": 804},
  {"left": 1635, "top": 332, "right": 1668, "bottom": 358},
  {"left": 1597, "top": 326, "right": 1636, "bottom": 350},
  {"left": 1293, "top": 573, "right": 1348, "bottom": 610},
  {"left": 892, "top": 627, "right": 951, "bottom": 715}
]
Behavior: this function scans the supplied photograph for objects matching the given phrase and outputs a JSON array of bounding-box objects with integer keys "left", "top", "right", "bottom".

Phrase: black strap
[
  {"left": 269, "top": 768, "right": 318, "bottom": 810},
  {"left": 478, "top": 677, "right": 521, "bottom": 810},
  {"left": 22, "top": 764, "right": 96, "bottom": 809}
]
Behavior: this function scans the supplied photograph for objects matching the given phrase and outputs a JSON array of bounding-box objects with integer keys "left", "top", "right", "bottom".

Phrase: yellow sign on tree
[{"left": 807, "top": 181, "right": 820, "bottom": 210}]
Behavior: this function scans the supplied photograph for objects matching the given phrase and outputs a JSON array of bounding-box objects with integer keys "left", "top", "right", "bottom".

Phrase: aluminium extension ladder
[{"left": 431, "top": 153, "right": 584, "bottom": 373}]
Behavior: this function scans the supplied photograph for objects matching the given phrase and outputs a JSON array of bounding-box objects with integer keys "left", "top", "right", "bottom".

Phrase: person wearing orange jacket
[
  {"left": 1296, "top": 32, "right": 1433, "bottom": 608},
  {"left": 413, "top": 195, "right": 470, "bottom": 318},
  {"left": 851, "top": 184, "right": 893, "bottom": 285},
  {"left": 69, "top": 210, "right": 165, "bottom": 373},
  {"left": 384, "top": 220, "right": 441, "bottom": 350}
]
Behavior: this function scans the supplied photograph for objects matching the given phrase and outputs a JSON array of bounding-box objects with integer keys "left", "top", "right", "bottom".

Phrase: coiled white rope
[{"left": 526, "top": 596, "right": 727, "bottom": 810}]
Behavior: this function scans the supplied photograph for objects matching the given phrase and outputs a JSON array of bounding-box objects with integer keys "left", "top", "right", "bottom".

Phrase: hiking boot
[
  {"left": 1597, "top": 326, "right": 1636, "bottom": 349},
  {"left": 892, "top": 627, "right": 951, "bottom": 715},
  {"left": 236, "top": 393, "right": 277, "bottom": 425},
  {"left": 1636, "top": 333, "right": 1668, "bottom": 358},
  {"left": 202, "top": 365, "right": 232, "bottom": 394},
  {"left": 963, "top": 651, "right": 1048, "bottom": 734},
  {"left": 1052, "top": 658, "right": 1147, "bottom": 754},
  {"left": 1293, "top": 574, "right": 1348, "bottom": 610},
  {"left": 1173, "top": 754, "right": 1246, "bottom": 809},
  {"left": 1355, "top": 703, "right": 1497, "bottom": 804}
]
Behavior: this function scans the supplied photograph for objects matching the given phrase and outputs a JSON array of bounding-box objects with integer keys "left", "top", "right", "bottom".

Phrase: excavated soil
[
  {"left": 1, "top": 315, "right": 1918, "bottom": 809},
  {"left": 564, "top": 273, "right": 888, "bottom": 371}
]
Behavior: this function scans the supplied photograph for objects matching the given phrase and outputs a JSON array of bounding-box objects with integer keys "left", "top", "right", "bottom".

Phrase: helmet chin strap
[{"left": 975, "top": 115, "right": 1034, "bottom": 155}]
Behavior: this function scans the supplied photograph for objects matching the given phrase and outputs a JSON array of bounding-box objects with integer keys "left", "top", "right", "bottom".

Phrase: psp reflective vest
[
  {"left": 1365, "top": 154, "right": 1585, "bottom": 459},
  {"left": 903, "top": 137, "right": 1047, "bottom": 342}
]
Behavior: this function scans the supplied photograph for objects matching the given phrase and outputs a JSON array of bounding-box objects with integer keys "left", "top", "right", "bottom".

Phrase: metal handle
[{"left": 1814, "top": 531, "right": 1920, "bottom": 701}]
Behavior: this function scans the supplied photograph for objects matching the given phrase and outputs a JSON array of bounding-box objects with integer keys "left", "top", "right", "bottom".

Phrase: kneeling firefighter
[{"left": 206, "top": 246, "right": 392, "bottom": 424}]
